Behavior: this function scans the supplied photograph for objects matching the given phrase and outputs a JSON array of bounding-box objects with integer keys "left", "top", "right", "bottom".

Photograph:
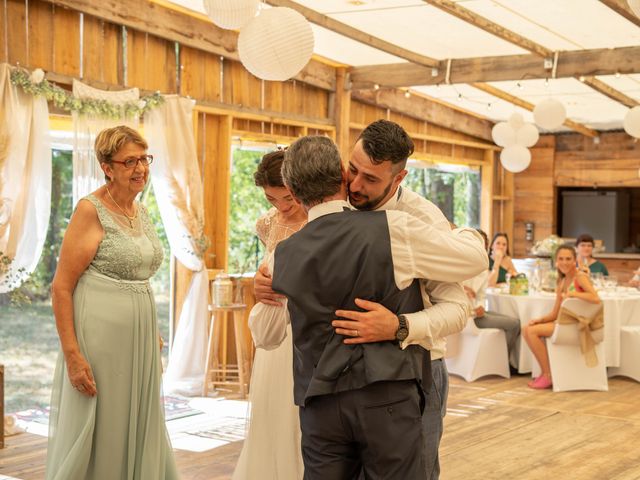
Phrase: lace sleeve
[{"left": 255, "top": 208, "right": 277, "bottom": 247}]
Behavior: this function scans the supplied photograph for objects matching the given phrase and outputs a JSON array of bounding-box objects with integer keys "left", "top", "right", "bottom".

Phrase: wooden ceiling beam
[
  {"left": 422, "top": 0, "right": 552, "bottom": 58},
  {"left": 266, "top": 0, "right": 439, "bottom": 68},
  {"left": 351, "top": 88, "right": 494, "bottom": 141},
  {"left": 600, "top": 0, "right": 640, "bottom": 28},
  {"left": 42, "top": 0, "right": 336, "bottom": 91},
  {"left": 424, "top": 0, "right": 638, "bottom": 112},
  {"left": 348, "top": 45, "right": 640, "bottom": 89},
  {"left": 582, "top": 76, "right": 639, "bottom": 108},
  {"left": 471, "top": 83, "right": 598, "bottom": 138}
]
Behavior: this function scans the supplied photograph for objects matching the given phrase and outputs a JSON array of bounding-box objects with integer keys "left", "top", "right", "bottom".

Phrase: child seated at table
[{"left": 522, "top": 244, "right": 600, "bottom": 389}]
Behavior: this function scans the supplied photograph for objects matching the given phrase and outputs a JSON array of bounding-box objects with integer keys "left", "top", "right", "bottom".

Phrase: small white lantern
[
  {"left": 500, "top": 145, "right": 531, "bottom": 173},
  {"left": 533, "top": 98, "right": 566, "bottom": 130},
  {"left": 628, "top": 0, "right": 640, "bottom": 17},
  {"left": 491, "top": 122, "right": 516, "bottom": 147},
  {"left": 238, "top": 7, "right": 314, "bottom": 82},
  {"left": 203, "top": 0, "right": 260, "bottom": 30},
  {"left": 623, "top": 106, "right": 640, "bottom": 138},
  {"left": 515, "top": 123, "right": 540, "bottom": 148}
]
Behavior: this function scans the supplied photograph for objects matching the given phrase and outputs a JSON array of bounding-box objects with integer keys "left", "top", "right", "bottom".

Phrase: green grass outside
[{"left": 0, "top": 301, "right": 170, "bottom": 413}]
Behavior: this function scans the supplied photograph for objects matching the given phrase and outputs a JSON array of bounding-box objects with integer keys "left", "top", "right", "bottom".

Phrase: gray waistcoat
[{"left": 272, "top": 209, "right": 429, "bottom": 406}]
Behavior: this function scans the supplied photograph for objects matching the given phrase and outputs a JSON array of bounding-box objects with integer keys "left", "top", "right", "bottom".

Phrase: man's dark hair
[
  {"left": 254, "top": 149, "right": 285, "bottom": 188},
  {"left": 357, "top": 120, "right": 414, "bottom": 171}
]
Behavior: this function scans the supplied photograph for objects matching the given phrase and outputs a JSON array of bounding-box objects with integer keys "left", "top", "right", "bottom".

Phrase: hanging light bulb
[
  {"left": 404, "top": 90, "right": 411, "bottom": 98},
  {"left": 544, "top": 78, "right": 549, "bottom": 87}
]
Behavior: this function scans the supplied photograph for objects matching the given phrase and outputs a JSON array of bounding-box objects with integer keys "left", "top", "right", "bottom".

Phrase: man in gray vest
[
  {"left": 332, "top": 119, "right": 470, "bottom": 479},
  {"left": 256, "top": 135, "right": 487, "bottom": 479}
]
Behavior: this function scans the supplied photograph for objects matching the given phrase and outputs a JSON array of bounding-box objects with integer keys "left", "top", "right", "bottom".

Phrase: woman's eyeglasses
[{"left": 111, "top": 154, "right": 154, "bottom": 169}]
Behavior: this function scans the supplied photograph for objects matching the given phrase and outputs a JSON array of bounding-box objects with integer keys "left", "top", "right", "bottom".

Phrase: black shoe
[{"left": 509, "top": 365, "right": 520, "bottom": 376}]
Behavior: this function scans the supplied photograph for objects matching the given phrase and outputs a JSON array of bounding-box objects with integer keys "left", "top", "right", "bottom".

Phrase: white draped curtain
[
  {"left": 0, "top": 63, "right": 51, "bottom": 292},
  {"left": 145, "top": 95, "right": 210, "bottom": 396},
  {"left": 72, "top": 80, "right": 139, "bottom": 206}
]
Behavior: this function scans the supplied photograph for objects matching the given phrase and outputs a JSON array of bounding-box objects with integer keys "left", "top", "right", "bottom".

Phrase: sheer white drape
[
  {"left": 72, "top": 80, "right": 139, "bottom": 206},
  {"left": 0, "top": 64, "right": 51, "bottom": 292},
  {"left": 145, "top": 95, "right": 209, "bottom": 396}
]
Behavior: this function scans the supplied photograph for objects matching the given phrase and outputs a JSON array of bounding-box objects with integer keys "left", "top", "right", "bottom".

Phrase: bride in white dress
[{"left": 232, "top": 150, "right": 307, "bottom": 480}]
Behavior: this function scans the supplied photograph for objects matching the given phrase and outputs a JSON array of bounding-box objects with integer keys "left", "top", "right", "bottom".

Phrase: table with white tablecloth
[{"left": 486, "top": 290, "right": 640, "bottom": 373}]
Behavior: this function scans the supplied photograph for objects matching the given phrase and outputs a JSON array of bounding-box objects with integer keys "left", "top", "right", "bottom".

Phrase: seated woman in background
[
  {"left": 487, "top": 232, "right": 518, "bottom": 287},
  {"left": 522, "top": 244, "right": 600, "bottom": 390},
  {"left": 575, "top": 233, "right": 609, "bottom": 276}
]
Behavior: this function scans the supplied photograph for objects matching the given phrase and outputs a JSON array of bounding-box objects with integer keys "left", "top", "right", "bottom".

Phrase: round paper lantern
[
  {"left": 623, "top": 106, "right": 640, "bottom": 138},
  {"left": 533, "top": 98, "right": 566, "bottom": 129},
  {"left": 491, "top": 122, "right": 516, "bottom": 147},
  {"left": 508, "top": 112, "right": 525, "bottom": 131},
  {"left": 203, "top": 0, "right": 259, "bottom": 30},
  {"left": 238, "top": 7, "right": 314, "bottom": 82},
  {"left": 515, "top": 123, "right": 540, "bottom": 147},
  {"left": 628, "top": 0, "right": 640, "bottom": 17},
  {"left": 500, "top": 145, "right": 531, "bottom": 173}
]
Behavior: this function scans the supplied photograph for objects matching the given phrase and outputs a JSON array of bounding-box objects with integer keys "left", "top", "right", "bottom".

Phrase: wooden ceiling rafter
[
  {"left": 423, "top": 0, "right": 633, "bottom": 136},
  {"left": 266, "top": 0, "right": 439, "bottom": 68},
  {"left": 600, "top": 0, "right": 640, "bottom": 28}
]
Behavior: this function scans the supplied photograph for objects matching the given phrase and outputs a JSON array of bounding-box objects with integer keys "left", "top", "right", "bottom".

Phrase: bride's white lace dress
[{"left": 232, "top": 208, "right": 306, "bottom": 480}]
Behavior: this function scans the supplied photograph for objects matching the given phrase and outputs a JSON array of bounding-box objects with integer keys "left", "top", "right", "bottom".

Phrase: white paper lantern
[
  {"left": 628, "top": 0, "right": 640, "bottom": 17},
  {"left": 238, "top": 7, "right": 315, "bottom": 82},
  {"left": 500, "top": 146, "right": 531, "bottom": 173},
  {"left": 508, "top": 112, "right": 525, "bottom": 130},
  {"left": 203, "top": 0, "right": 260, "bottom": 30},
  {"left": 623, "top": 106, "right": 640, "bottom": 138},
  {"left": 533, "top": 98, "right": 566, "bottom": 130},
  {"left": 491, "top": 122, "right": 516, "bottom": 147},
  {"left": 515, "top": 123, "right": 540, "bottom": 147}
]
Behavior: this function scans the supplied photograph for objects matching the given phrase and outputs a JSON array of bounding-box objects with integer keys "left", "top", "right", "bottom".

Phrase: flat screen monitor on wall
[{"left": 561, "top": 190, "right": 629, "bottom": 253}]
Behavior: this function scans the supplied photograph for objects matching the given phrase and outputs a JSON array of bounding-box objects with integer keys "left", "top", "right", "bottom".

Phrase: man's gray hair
[{"left": 282, "top": 136, "right": 343, "bottom": 207}]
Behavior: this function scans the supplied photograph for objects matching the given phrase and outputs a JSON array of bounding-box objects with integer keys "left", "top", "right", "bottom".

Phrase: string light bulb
[
  {"left": 615, "top": 71, "right": 621, "bottom": 78},
  {"left": 373, "top": 84, "right": 380, "bottom": 90},
  {"left": 404, "top": 90, "right": 411, "bottom": 98},
  {"left": 544, "top": 78, "right": 549, "bottom": 87},
  {"left": 457, "top": 93, "right": 463, "bottom": 102},
  {"left": 517, "top": 82, "right": 523, "bottom": 90}
]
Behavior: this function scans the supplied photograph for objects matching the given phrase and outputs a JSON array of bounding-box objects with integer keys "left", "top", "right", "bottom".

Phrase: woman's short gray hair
[{"left": 281, "top": 136, "right": 343, "bottom": 207}]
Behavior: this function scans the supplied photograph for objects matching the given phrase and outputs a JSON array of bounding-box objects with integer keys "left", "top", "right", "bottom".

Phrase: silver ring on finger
[{"left": 355, "top": 329, "right": 359, "bottom": 337}]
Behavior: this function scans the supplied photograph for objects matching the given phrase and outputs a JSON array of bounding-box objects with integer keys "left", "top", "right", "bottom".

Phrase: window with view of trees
[
  {"left": 227, "top": 143, "right": 273, "bottom": 274},
  {"left": 403, "top": 162, "right": 481, "bottom": 229}
]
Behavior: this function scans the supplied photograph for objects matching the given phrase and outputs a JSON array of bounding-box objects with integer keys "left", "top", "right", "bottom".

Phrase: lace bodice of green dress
[{"left": 84, "top": 194, "right": 164, "bottom": 281}]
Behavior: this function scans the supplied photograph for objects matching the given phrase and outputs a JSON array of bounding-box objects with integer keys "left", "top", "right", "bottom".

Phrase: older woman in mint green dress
[{"left": 47, "top": 126, "right": 178, "bottom": 479}]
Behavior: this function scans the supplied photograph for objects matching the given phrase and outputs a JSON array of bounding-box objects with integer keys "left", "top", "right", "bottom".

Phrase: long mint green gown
[{"left": 46, "top": 194, "right": 179, "bottom": 480}]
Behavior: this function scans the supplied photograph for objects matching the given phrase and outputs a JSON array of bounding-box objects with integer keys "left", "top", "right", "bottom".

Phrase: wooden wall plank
[
  {"left": 180, "top": 45, "right": 204, "bottom": 99},
  {"left": 103, "top": 21, "right": 122, "bottom": 85},
  {"left": 0, "top": 1, "right": 6, "bottom": 63},
  {"left": 27, "top": 0, "right": 53, "bottom": 70},
  {"left": 202, "top": 52, "right": 221, "bottom": 103},
  {"left": 125, "top": 28, "right": 146, "bottom": 88},
  {"left": 82, "top": 14, "right": 104, "bottom": 81},
  {"left": 145, "top": 33, "right": 175, "bottom": 92},
  {"left": 52, "top": 5, "right": 80, "bottom": 77},
  {"left": 7, "top": 0, "right": 27, "bottom": 66}
]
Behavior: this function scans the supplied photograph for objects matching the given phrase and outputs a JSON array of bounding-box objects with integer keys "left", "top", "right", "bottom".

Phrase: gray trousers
[
  {"left": 300, "top": 380, "right": 425, "bottom": 480},
  {"left": 474, "top": 311, "right": 521, "bottom": 368},
  {"left": 423, "top": 359, "right": 448, "bottom": 480}
]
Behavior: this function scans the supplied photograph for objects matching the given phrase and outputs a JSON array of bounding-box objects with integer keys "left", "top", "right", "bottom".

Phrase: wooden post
[
  {"left": 480, "top": 149, "right": 494, "bottom": 236},
  {"left": 334, "top": 67, "right": 351, "bottom": 164}
]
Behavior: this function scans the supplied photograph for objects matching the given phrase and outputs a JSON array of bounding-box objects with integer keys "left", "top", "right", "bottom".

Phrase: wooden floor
[{"left": 2, "top": 375, "right": 640, "bottom": 479}]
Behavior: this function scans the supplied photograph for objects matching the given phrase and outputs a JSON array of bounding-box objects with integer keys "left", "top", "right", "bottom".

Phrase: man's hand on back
[{"left": 332, "top": 298, "right": 398, "bottom": 344}]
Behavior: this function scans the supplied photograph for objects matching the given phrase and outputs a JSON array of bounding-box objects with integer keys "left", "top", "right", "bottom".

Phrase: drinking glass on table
[
  {"left": 603, "top": 275, "right": 617, "bottom": 293},
  {"left": 591, "top": 272, "right": 604, "bottom": 290}
]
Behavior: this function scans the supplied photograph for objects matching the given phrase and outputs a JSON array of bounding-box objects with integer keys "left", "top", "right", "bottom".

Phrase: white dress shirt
[
  {"left": 379, "top": 187, "right": 481, "bottom": 359},
  {"left": 252, "top": 198, "right": 487, "bottom": 350}
]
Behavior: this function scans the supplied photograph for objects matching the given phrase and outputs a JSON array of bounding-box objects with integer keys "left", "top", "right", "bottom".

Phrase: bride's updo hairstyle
[{"left": 254, "top": 149, "right": 286, "bottom": 188}]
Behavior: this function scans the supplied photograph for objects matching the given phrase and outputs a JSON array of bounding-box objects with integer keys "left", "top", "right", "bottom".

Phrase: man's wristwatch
[{"left": 395, "top": 314, "right": 409, "bottom": 342}]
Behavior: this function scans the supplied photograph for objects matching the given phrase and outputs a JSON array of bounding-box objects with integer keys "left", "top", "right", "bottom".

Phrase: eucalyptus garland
[{"left": 10, "top": 67, "right": 164, "bottom": 118}]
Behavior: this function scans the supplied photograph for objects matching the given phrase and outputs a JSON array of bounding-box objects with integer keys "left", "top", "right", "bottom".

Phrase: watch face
[{"left": 396, "top": 327, "right": 409, "bottom": 341}]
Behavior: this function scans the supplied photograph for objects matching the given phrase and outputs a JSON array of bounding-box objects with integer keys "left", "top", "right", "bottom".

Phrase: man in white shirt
[{"left": 331, "top": 120, "right": 475, "bottom": 480}]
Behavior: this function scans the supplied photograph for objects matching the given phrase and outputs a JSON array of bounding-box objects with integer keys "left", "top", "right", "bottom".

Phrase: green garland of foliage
[{"left": 10, "top": 67, "right": 164, "bottom": 118}]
